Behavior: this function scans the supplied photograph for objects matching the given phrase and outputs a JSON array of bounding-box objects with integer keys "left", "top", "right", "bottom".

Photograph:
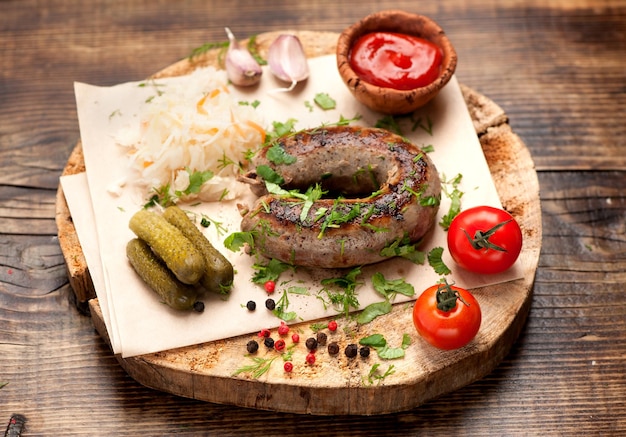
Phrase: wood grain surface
[
  {"left": 55, "top": 30, "right": 541, "bottom": 415},
  {"left": 1, "top": 0, "right": 625, "bottom": 434}
]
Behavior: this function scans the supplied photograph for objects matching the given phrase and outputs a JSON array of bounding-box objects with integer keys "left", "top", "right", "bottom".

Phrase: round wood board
[{"left": 55, "top": 31, "right": 541, "bottom": 415}]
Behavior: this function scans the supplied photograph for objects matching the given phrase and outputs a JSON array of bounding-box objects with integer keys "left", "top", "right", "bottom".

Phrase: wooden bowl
[{"left": 336, "top": 10, "right": 457, "bottom": 114}]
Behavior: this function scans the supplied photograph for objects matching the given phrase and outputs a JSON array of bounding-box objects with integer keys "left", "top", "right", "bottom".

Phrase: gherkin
[
  {"left": 129, "top": 209, "right": 205, "bottom": 285},
  {"left": 126, "top": 238, "right": 198, "bottom": 311},
  {"left": 163, "top": 206, "right": 234, "bottom": 295}
]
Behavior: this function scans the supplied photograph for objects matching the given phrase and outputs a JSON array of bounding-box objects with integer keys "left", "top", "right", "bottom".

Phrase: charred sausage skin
[{"left": 240, "top": 126, "right": 441, "bottom": 268}]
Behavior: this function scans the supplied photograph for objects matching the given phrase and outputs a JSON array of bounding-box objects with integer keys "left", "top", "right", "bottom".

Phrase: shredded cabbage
[{"left": 117, "top": 66, "right": 265, "bottom": 204}]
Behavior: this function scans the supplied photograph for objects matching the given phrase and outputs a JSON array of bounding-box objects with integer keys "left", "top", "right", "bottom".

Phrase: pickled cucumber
[
  {"left": 129, "top": 209, "right": 205, "bottom": 285},
  {"left": 163, "top": 206, "right": 234, "bottom": 295},
  {"left": 126, "top": 238, "right": 199, "bottom": 311}
]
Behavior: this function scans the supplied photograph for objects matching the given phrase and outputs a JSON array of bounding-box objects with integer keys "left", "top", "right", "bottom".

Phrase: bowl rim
[{"left": 336, "top": 9, "right": 458, "bottom": 113}]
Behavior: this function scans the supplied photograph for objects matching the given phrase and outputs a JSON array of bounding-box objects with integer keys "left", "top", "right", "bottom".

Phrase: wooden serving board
[{"left": 55, "top": 31, "right": 541, "bottom": 415}]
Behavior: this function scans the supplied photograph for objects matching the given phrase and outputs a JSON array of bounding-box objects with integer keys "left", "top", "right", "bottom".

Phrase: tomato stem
[
  {"left": 462, "top": 219, "right": 512, "bottom": 252},
  {"left": 435, "top": 279, "right": 469, "bottom": 312}
]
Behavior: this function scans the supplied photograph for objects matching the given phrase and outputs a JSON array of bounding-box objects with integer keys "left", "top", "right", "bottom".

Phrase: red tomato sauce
[{"left": 349, "top": 32, "right": 443, "bottom": 90}]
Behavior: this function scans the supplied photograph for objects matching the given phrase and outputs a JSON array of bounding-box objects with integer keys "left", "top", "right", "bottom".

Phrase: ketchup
[{"left": 349, "top": 32, "right": 443, "bottom": 90}]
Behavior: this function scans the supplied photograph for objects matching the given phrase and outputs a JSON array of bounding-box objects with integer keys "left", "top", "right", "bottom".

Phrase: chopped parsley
[
  {"left": 357, "top": 273, "right": 414, "bottom": 324},
  {"left": 319, "top": 266, "right": 362, "bottom": 318},
  {"left": 313, "top": 92, "right": 336, "bottom": 110},
  {"left": 428, "top": 246, "right": 451, "bottom": 275}
]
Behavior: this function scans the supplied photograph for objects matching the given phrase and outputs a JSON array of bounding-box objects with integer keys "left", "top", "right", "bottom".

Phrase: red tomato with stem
[
  {"left": 447, "top": 206, "right": 523, "bottom": 274},
  {"left": 412, "top": 281, "right": 481, "bottom": 350}
]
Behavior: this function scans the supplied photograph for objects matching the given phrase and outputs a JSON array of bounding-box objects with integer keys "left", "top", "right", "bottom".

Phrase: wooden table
[{"left": 1, "top": 0, "right": 624, "bottom": 435}]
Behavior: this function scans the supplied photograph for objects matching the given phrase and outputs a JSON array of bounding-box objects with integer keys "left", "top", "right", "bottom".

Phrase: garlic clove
[
  {"left": 224, "top": 27, "right": 262, "bottom": 87},
  {"left": 268, "top": 34, "right": 310, "bottom": 92}
]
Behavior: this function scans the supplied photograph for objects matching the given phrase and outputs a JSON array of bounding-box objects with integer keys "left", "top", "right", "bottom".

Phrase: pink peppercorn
[
  {"left": 305, "top": 352, "right": 316, "bottom": 365},
  {"left": 258, "top": 328, "right": 271, "bottom": 338},
  {"left": 284, "top": 362, "right": 293, "bottom": 372},
  {"left": 328, "top": 320, "right": 338, "bottom": 331},
  {"left": 291, "top": 333, "right": 300, "bottom": 343},
  {"left": 278, "top": 322, "right": 289, "bottom": 336},
  {"left": 264, "top": 280, "right": 276, "bottom": 294},
  {"left": 274, "top": 339, "right": 286, "bottom": 351}
]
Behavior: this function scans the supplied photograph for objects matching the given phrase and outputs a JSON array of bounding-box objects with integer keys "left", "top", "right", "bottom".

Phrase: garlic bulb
[
  {"left": 268, "top": 34, "right": 310, "bottom": 92},
  {"left": 224, "top": 27, "right": 262, "bottom": 87}
]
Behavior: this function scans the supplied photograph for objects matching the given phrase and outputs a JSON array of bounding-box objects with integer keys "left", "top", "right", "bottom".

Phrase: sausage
[{"left": 239, "top": 126, "right": 441, "bottom": 268}]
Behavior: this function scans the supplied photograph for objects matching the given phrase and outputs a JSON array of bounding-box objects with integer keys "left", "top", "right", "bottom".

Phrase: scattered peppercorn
[
  {"left": 246, "top": 340, "right": 259, "bottom": 354},
  {"left": 264, "top": 337, "right": 275, "bottom": 348},
  {"left": 246, "top": 300, "right": 256, "bottom": 311},
  {"left": 305, "top": 337, "right": 318, "bottom": 351},
  {"left": 305, "top": 352, "right": 316, "bottom": 365},
  {"left": 193, "top": 301, "right": 205, "bottom": 313},
  {"left": 291, "top": 333, "right": 300, "bottom": 343},
  {"left": 258, "top": 328, "right": 271, "bottom": 338},
  {"left": 278, "top": 322, "right": 289, "bottom": 336},
  {"left": 359, "top": 346, "right": 371, "bottom": 358},
  {"left": 328, "top": 320, "right": 338, "bottom": 331},
  {"left": 264, "top": 280, "right": 276, "bottom": 294},
  {"left": 284, "top": 362, "right": 293, "bottom": 372},
  {"left": 345, "top": 344, "right": 358, "bottom": 358},
  {"left": 327, "top": 342, "right": 340, "bottom": 355},
  {"left": 316, "top": 332, "right": 328, "bottom": 346},
  {"left": 265, "top": 298, "right": 276, "bottom": 310},
  {"left": 274, "top": 339, "right": 286, "bottom": 351}
]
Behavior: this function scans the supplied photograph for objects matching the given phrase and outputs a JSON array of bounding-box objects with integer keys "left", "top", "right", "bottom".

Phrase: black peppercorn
[
  {"left": 327, "top": 342, "right": 340, "bottom": 355},
  {"left": 246, "top": 340, "right": 259, "bottom": 353},
  {"left": 316, "top": 332, "right": 327, "bottom": 346},
  {"left": 264, "top": 337, "right": 275, "bottom": 348},
  {"left": 359, "top": 346, "right": 370, "bottom": 358},
  {"left": 246, "top": 300, "right": 256, "bottom": 311},
  {"left": 265, "top": 298, "right": 276, "bottom": 310},
  {"left": 305, "top": 337, "right": 318, "bottom": 351},
  {"left": 193, "top": 301, "right": 205, "bottom": 313},
  {"left": 345, "top": 343, "right": 358, "bottom": 358}
]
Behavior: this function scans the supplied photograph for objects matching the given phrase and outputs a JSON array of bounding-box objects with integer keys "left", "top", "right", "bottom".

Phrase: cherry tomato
[
  {"left": 412, "top": 281, "right": 481, "bottom": 350},
  {"left": 447, "top": 206, "right": 523, "bottom": 274},
  {"left": 349, "top": 32, "right": 442, "bottom": 90}
]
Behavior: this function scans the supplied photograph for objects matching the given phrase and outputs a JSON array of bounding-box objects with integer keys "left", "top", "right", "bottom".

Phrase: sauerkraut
[{"left": 117, "top": 66, "right": 265, "bottom": 203}]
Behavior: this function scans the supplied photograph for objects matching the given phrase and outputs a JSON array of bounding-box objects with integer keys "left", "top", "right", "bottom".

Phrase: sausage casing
[{"left": 240, "top": 126, "right": 441, "bottom": 268}]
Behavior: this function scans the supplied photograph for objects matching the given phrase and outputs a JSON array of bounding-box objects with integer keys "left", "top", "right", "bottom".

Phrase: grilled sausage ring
[{"left": 240, "top": 126, "right": 441, "bottom": 268}]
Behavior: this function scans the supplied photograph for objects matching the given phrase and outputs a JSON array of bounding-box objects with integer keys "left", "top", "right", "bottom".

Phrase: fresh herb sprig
[
  {"left": 360, "top": 333, "right": 411, "bottom": 359},
  {"left": 357, "top": 273, "right": 415, "bottom": 324},
  {"left": 318, "top": 266, "right": 363, "bottom": 318}
]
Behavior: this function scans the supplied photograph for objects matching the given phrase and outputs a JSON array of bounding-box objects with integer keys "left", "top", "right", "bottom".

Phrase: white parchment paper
[{"left": 66, "top": 54, "right": 523, "bottom": 358}]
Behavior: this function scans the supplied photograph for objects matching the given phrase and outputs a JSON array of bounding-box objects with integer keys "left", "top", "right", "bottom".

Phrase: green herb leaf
[
  {"left": 365, "top": 363, "right": 396, "bottom": 385},
  {"left": 319, "top": 266, "right": 362, "bottom": 317},
  {"left": 224, "top": 231, "right": 255, "bottom": 252},
  {"left": 428, "top": 246, "right": 451, "bottom": 275},
  {"left": 375, "top": 115, "right": 403, "bottom": 135},
  {"left": 256, "top": 165, "right": 284, "bottom": 184},
  {"left": 252, "top": 258, "right": 292, "bottom": 284},
  {"left": 357, "top": 300, "right": 393, "bottom": 324},
  {"left": 232, "top": 356, "right": 277, "bottom": 379},
  {"left": 439, "top": 173, "right": 464, "bottom": 230},
  {"left": 360, "top": 334, "right": 387, "bottom": 348},
  {"left": 360, "top": 333, "right": 410, "bottom": 360},
  {"left": 266, "top": 143, "right": 297, "bottom": 165},
  {"left": 380, "top": 236, "right": 426, "bottom": 264},
  {"left": 371, "top": 272, "right": 415, "bottom": 298},
  {"left": 314, "top": 92, "right": 336, "bottom": 110}
]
